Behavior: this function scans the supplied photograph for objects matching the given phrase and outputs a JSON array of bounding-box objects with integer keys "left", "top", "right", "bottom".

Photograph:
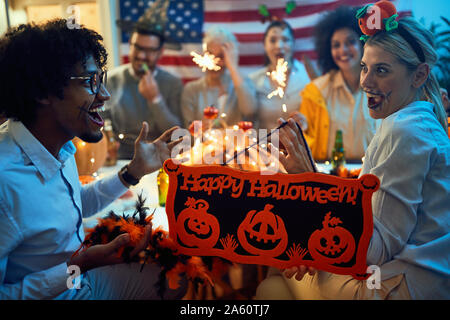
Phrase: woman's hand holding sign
[{"left": 270, "top": 117, "right": 316, "bottom": 174}]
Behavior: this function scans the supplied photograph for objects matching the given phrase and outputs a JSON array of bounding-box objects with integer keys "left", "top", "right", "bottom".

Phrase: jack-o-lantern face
[
  {"left": 176, "top": 197, "right": 220, "bottom": 249},
  {"left": 237, "top": 204, "right": 288, "bottom": 258},
  {"left": 359, "top": 174, "right": 380, "bottom": 191},
  {"left": 308, "top": 212, "right": 355, "bottom": 265},
  {"left": 164, "top": 159, "right": 180, "bottom": 174}
]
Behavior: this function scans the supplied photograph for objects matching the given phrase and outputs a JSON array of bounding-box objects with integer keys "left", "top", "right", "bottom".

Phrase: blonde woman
[
  {"left": 181, "top": 26, "right": 256, "bottom": 128},
  {"left": 257, "top": 7, "right": 449, "bottom": 300}
]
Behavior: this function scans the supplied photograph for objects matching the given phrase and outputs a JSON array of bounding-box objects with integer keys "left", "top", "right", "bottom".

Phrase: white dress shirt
[
  {"left": 363, "top": 101, "right": 450, "bottom": 299},
  {"left": 0, "top": 120, "right": 128, "bottom": 299},
  {"left": 313, "top": 69, "right": 379, "bottom": 160}
]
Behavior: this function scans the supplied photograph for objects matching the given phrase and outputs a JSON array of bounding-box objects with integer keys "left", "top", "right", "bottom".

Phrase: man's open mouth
[{"left": 87, "top": 105, "right": 105, "bottom": 126}]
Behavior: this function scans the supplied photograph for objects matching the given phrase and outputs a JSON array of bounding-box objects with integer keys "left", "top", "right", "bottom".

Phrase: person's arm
[
  {"left": 180, "top": 83, "right": 199, "bottom": 128},
  {"left": 0, "top": 200, "right": 69, "bottom": 299},
  {"left": 81, "top": 122, "right": 183, "bottom": 218},
  {"left": 144, "top": 75, "right": 183, "bottom": 131},
  {"left": 272, "top": 117, "right": 316, "bottom": 174},
  {"left": 222, "top": 42, "right": 257, "bottom": 117},
  {"left": 80, "top": 171, "right": 129, "bottom": 218},
  {"left": 234, "top": 77, "right": 258, "bottom": 117},
  {"left": 364, "top": 123, "right": 430, "bottom": 266}
]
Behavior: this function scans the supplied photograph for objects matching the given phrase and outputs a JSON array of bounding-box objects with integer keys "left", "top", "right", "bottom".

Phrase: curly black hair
[
  {"left": 0, "top": 19, "right": 108, "bottom": 124},
  {"left": 313, "top": 6, "right": 362, "bottom": 74}
]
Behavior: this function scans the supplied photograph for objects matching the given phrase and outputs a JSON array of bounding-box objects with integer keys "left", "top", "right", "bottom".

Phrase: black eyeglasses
[
  {"left": 70, "top": 71, "right": 107, "bottom": 95},
  {"left": 131, "top": 43, "right": 162, "bottom": 55}
]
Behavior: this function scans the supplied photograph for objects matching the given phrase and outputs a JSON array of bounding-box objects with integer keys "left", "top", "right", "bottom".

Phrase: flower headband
[{"left": 356, "top": 0, "right": 425, "bottom": 63}]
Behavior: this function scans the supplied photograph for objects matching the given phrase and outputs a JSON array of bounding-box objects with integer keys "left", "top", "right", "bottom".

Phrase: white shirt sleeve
[
  {"left": 80, "top": 172, "right": 129, "bottom": 218},
  {"left": 0, "top": 200, "right": 69, "bottom": 299},
  {"left": 365, "top": 120, "right": 431, "bottom": 266}
]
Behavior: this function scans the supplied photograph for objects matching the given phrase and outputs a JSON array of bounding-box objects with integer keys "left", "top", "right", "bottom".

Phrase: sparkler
[
  {"left": 267, "top": 58, "right": 288, "bottom": 99},
  {"left": 191, "top": 51, "right": 221, "bottom": 72}
]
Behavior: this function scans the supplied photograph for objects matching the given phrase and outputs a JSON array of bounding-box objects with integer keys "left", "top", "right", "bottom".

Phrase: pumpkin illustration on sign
[
  {"left": 176, "top": 197, "right": 220, "bottom": 249},
  {"left": 237, "top": 204, "right": 288, "bottom": 258},
  {"left": 308, "top": 212, "right": 356, "bottom": 265}
]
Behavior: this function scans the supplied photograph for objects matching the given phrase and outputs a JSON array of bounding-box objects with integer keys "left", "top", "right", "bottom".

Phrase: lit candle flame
[
  {"left": 266, "top": 58, "right": 288, "bottom": 99},
  {"left": 191, "top": 51, "right": 221, "bottom": 72},
  {"left": 282, "top": 103, "right": 287, "bottom": 113}
]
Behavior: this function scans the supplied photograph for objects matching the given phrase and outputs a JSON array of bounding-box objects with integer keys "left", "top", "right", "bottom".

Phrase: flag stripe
[
  {"left": 118, "top": 0, "right": 412, "bottom": 82},
  {"left": 158, "top": 50, "right": 318, "bottom": 67},
  {"left": 203, "top": 2, "right": 343, "bottom": 23}
]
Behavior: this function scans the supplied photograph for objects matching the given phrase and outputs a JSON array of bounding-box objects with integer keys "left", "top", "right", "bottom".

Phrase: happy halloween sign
[{"left": 163, "top": 159, "right": 379, "bottom": 279}]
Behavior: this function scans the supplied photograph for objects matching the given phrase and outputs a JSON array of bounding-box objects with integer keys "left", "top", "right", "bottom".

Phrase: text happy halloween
[{"left": 179, "top": 174, "right": 358, "bottom": 205}]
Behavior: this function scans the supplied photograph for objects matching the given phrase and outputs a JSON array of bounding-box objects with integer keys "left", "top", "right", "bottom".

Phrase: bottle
[
  {"left": 103, "top": 119, "right": 118, "bottom": 166},
  {"left": 157, "top": 168, "right": 169, "bottom": 207},
  {"left": 331, "top": 129, "right": 346, "bottom": 172}
]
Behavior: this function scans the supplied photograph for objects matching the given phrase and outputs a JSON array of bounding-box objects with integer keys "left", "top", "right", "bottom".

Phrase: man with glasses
[
  {"left": 103, "top": 26, "right": 183, "bottom": 159},
  {"left": 0, "top": 19, "right": 186, "bottom": 299}
]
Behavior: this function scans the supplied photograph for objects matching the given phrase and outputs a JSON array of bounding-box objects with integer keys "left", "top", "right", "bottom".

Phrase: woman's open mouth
[
  {"left": 365, "top": 91, "right": 384, "bottom": 110},
  {"left": 275, "top": 53, "right": 285, "bottom": 60}
]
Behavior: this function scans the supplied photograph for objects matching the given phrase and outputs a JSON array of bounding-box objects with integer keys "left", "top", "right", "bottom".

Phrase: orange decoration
[
  {"left": 203, "top": 106, "right": 219, "bottom": 119},
  {"left": 176, "top": 198, "right": 220, "bottom": 249},
  {"left": 73, "top": 133, "right": 107, "bottom": 176},
  {"left": 163, "top": 159, "right": 380, "bottom": 279},
  {"left": 237, "top": 204, "right": 288, "bottom": 258},
  {"left": 188, "top": 120, "right": 203, "bottom": 136},
  {"left": 358, "top": 0, "right": 397, "bottom": 36},
  {"left": 447, "top": 117, "right": 449, "bottom": 139},
  {"left": 308, "top": 212, "right": 356, "bottom": 265},
  {"left": 238, "top": 121, "right": 253, "bottom": 131},
  {"left": 336, "top": 165, "right": 349, "bottom": 178},
  {"left": 79, "top": 174, "right": 96, "bottom": 185}
]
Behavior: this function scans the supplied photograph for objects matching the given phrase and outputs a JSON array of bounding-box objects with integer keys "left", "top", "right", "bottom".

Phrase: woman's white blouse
[{"left": 362, "top": 101, "right": 450, "bottom": 299}]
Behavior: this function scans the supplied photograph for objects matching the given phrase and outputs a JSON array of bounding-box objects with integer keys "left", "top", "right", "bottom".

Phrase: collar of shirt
[
  {"left": 8, "top": 120, "right": 76, "bottom": 181},
  {"left": 330, "top": 70, "right": 358, "bottom": 104},
  {"left": 331, "top": 69, "right": 346, "bottom": 90}
]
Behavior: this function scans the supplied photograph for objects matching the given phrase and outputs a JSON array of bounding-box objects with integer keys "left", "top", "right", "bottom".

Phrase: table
[
  {"left": 82, "top": 160, "right": 169, "bottom": 231},
  {"left": 315, "top": 161, "right": 362, "bottom": 174}
]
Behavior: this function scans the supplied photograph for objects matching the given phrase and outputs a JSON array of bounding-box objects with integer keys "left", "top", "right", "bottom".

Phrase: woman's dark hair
[
  {"left": 0, "top": 19, "right": 108, "bottom": 124},
  {"left": 313, "top": 6, "right": 362, "bottom": 73},
  {"left": 263, "top": 20, "right": 295, "bottom": 66}
]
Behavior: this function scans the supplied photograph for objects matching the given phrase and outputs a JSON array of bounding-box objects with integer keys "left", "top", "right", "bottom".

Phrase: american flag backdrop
[{"left": 118, "top": 0, "right": 412, "bottom": 83}]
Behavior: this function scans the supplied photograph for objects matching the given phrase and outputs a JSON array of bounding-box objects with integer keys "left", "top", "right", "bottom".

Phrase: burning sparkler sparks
[
  {"left": 267, "top": 58, "right": 288, "bottom": 99},
  {"left": 191, "top": 51, "right": 221, "bottom": 72}
]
